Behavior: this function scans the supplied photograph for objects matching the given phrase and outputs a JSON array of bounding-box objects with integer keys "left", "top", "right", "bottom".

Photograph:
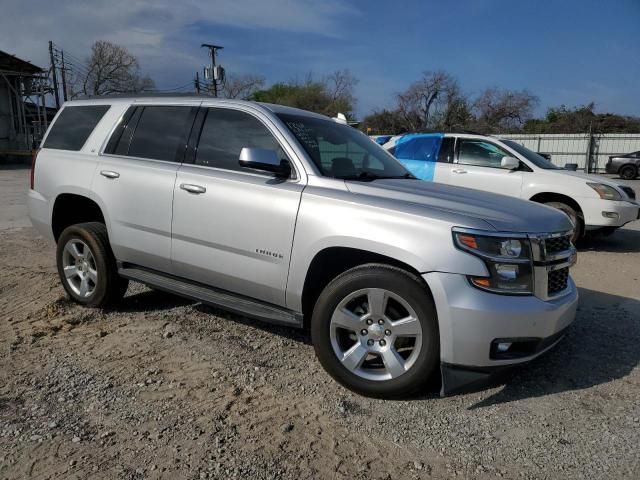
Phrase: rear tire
[
  {"left": 56, "top": 222, "right": 128, "bottom": 308},
  {"left": 619, "top": 165, "right": 637, "bottom": 180},
  {"left": 311, "top": 264, "right": 439, "bottom": 399},
  {"left": 544, "top": 202, "right": 583, "bottom": 244}
]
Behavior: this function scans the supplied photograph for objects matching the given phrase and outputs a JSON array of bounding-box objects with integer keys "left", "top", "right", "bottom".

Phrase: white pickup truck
[{"left": 383, "top": 133, "right": 639, "bottom": 242}]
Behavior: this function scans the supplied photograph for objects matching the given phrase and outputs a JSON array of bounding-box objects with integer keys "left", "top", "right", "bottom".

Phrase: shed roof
[{"left": 0, "top": 50, "right": 44, "bottom": 75}]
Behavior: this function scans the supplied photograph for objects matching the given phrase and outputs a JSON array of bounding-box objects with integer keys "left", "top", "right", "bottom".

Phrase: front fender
[{"left": 285, "top": 188, "right": 489, "bottom": 311}]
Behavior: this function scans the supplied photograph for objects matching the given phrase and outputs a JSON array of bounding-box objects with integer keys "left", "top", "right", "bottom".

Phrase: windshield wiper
[{"left": 336, "top": 171, "right": 417, "bottom": 181}]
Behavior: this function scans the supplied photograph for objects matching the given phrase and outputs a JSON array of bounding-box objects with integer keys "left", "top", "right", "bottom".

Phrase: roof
[
  {"left": 381, "top": 131, "right": 495, "bottom": 149},
  {"left": 0, "top": 50, "right": 43, "bottom": 75},
  {"left": 64, "top": 95, "right": 332, "bottom": 120}
]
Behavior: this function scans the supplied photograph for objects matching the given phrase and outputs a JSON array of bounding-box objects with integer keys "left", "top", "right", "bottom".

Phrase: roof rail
[{"left": 74, "top": 92, "right": 215, "bottom": 100}]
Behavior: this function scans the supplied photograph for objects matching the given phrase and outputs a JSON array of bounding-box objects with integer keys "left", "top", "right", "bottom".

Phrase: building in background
[{"left": 0, "top": 50, "right": 55, "bottom": 163}]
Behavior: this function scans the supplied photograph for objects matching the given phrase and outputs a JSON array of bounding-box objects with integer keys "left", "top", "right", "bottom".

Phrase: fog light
[
  {"left": 497, "top": 342, "right": 512, "bottom": 353},
  {"left": 602, "top": 211, "right": 619, "bottom": 219}
]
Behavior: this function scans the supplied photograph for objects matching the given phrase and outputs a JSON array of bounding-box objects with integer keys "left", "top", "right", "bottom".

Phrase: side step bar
[{"left": 118, "top": 265, "right": 303, "bottom": 328}]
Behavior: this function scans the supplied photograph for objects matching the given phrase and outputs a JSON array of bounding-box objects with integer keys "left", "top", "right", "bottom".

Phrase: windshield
[
  {"left": 502, "top": 140, "right": 562, "bottom": 170},
  {"left": 277, "top": 113, "right": 413, "bottom": 180}
]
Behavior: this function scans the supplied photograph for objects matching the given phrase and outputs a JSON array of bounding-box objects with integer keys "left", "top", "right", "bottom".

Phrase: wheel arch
[
  {"left": 52, "top": 193, "right": 106, "bottom": 242},
  {"left": 299, "top": 246, "right": 428, "bottom": 327},
  {"left": 529, "top": 192, "right": 584, "bottom": 218}
]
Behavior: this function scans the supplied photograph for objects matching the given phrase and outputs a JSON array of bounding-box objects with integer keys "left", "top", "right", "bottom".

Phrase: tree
[
  {"left": 249, "top": 70, "right": 358, "bottom": 118},
  {"left": 524, "top": 103, "right": 640, "bottom": 133},
  {"left": 472, "top": 87, "right": 538, "bottom": 132},
  {"left": 73, "top": 41, "right": 155, "bottom": 97},
  {"left": 360, "top": 109, "right": 407, "bottom": 135},
  {"left": 221, "top": 73, "right": 265, "bottom": 99},
  {"left": 396, "top": 70, "right": 460, "bottom": 130},
  {"left": 325, "top": 69, "right": 358, "bottom": 116}
]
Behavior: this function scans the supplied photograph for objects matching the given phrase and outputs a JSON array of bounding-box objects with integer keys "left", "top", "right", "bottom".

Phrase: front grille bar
[{"left": 528, "top": 231, "right": 576, "bottom": 300}]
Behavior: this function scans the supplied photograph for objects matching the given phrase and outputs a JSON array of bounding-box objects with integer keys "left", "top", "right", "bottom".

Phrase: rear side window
[
  {"left": 195, "top": 108, "right": 287, "bottom": 172},
  {"left": 127, "top": 106, "right": 194, "bottom": 162},
  {"left": 43, "top": 105, "right": 110, "bottom": 151}
]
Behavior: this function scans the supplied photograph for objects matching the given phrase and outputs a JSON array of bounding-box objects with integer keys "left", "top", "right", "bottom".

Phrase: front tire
[
  {"left": 56, "top": 222, "right": 128, "bottom": 308},
  {"left": 619, "top": 165, "right": 637, "bottom": 180},
  {"left": 311, "top": 264, "right": 439, "bottom": 398},
  {"left": 544, "top": 201, "right": 583, "bottom": 244}
]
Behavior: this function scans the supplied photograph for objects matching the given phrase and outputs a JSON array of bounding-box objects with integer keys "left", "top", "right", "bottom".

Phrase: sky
[{"left": 2, "top": 0, "right": 639, "bottom": 118}]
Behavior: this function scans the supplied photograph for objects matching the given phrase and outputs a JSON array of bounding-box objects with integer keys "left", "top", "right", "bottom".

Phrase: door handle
[
  {"left": 100, "top": 170, "right": 120, "bottom": 179},
  {"left": 452, "top": 168, "right": 467, "bottom": 174},
  {"left": 180, "top": 183, "right": 206, "bottom": 194}
]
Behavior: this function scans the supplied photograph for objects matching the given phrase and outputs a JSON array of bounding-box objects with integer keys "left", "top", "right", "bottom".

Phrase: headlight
[
  {"left": 587, "top": 183, "right": 622, "bottom": 201},
  {"left": 453, "top": 230, "right": 533, "bottom": 295}
]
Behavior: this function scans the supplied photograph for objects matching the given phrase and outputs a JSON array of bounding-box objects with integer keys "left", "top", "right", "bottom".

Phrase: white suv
[{"left": 383, "top": 133, "right": 639, "bottom": 242}]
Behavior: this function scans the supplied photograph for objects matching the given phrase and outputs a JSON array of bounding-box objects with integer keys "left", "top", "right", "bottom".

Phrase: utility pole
[
  {"left": 48, "top": 41, "right": 60, "bottom": 109},
  {"left": 194, "top": 71, "right": 201, "bottom": 94},
  {"left": 201, "top": 43, "right": 224, "bottom": 97},
  {"left": 60, "top": 50, "right": 68, "bottom": 102}
]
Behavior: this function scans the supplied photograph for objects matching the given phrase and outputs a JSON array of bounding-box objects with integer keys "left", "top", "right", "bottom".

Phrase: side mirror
[
  {"left": 564, "top": 163, "right": 578, "bottom": 171},
  {"left": 239, "top": 147, "right": 291, "bottom": 178},
  {"left": 501, "top": 156, "right": 520, "bottom": 170}
]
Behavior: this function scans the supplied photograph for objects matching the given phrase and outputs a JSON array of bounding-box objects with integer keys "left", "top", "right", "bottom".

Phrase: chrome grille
[
  {"left": 548, "top": 267, "right": 569, "bottom": 296},
  {"left": 530, "top": 231, "right": 575, "bottom": 300},
  {"left": 544, "top": 235, "right": 572, "bottom": 256}
]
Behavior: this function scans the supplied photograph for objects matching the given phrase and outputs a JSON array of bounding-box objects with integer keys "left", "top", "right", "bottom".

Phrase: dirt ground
[{"left": 1, "top": 166, "right": 639, "bottom": 479}]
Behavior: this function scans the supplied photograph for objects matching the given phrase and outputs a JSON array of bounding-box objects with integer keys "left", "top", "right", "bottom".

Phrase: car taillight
[{"left": 30, "top": 148, "right": 39, "bottom": 190}]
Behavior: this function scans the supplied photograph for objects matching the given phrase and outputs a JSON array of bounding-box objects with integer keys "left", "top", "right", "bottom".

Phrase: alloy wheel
[
  {"left": 329, "top": 288, "right": 423, "bottom": 381},
  {"left": 61, "top": 239, "right": 98, "bottom": 298}
]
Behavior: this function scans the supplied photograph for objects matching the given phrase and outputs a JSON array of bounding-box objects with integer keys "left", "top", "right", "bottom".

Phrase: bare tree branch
[
  {"left": 221, "top": 74, "right": 265, "bottom": 99},
  {"left": 67, "top": 41, "right": 155, "bottom": 97}
]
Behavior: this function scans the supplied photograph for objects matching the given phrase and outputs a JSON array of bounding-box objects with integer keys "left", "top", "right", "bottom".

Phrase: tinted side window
[
  {"left": 195, "top": 108, "right": 287, "bottom": 172},
  {"left": 457, "top": 139, "right": 510, "bottom": 168},
  {"left": 127, "top": 106, "right": 193, "bottom": 162},
  {"left": 437, "top": 137, "right": 455, "bottom": 163},
  {"left": 43, "top": 105, "right": 110, "bottom": 150},
  {"left": 104, "top": 106, "right": 138, "bottom": 155}
]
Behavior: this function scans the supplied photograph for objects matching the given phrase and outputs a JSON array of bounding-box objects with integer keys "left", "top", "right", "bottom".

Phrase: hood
[
  {"left": 345, "top": 179, "right": 573, "bottom": 234},
  {"left": 548, "top": 170, "right": 620, "bottom": 191},
  {"left": 554, "top": 170, "right": 623, "bottom": 188},
  {"left": 538, "top": 169, "right": 634, "bottom": 200}
]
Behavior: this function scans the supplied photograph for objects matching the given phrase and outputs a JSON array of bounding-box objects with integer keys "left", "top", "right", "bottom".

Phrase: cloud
[{"left": 0, "top": 0, "right": 358, "bottom": 85}]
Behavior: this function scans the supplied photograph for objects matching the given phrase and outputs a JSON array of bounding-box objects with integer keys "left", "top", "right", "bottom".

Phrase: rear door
[
  {"left": 171, "top": 106, "right": 304, "bottom": 306},
  {"left": 447, "top": 137, "right": 523, "bottom": 197},
  {"left": 94, "top": 104, "right": 197, "bottom": 272}
]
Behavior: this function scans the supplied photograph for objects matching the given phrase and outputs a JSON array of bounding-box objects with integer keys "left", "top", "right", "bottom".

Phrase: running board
[{"left": 118, "top": 265, "right": 303, "bottom": 328}]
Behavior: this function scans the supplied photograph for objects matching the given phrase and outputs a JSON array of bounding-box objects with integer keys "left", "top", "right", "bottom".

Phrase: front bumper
[
  {"left": 580, "top": 197, "right": 639, "bottom": 228},
  {"left": 423, "top": 272, "right": 578, "bottom": 395}
]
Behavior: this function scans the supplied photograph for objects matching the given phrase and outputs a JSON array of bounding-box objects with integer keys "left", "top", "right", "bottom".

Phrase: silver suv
[{"left": 28, "top": 96, "right": 578, "bottom": 397}]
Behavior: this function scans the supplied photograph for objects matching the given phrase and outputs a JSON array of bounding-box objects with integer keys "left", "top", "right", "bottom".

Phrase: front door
[
  {"left": 447, "top": 137, "right": 523, "bottom": 197},
  {"left": 171, "top": 107, "right": 304, "bottom": 306}
]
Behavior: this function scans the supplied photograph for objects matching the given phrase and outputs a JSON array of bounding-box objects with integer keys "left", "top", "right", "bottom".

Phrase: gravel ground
[{"left": 1, "top": 167, "right": 639, "bottom": 479}]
